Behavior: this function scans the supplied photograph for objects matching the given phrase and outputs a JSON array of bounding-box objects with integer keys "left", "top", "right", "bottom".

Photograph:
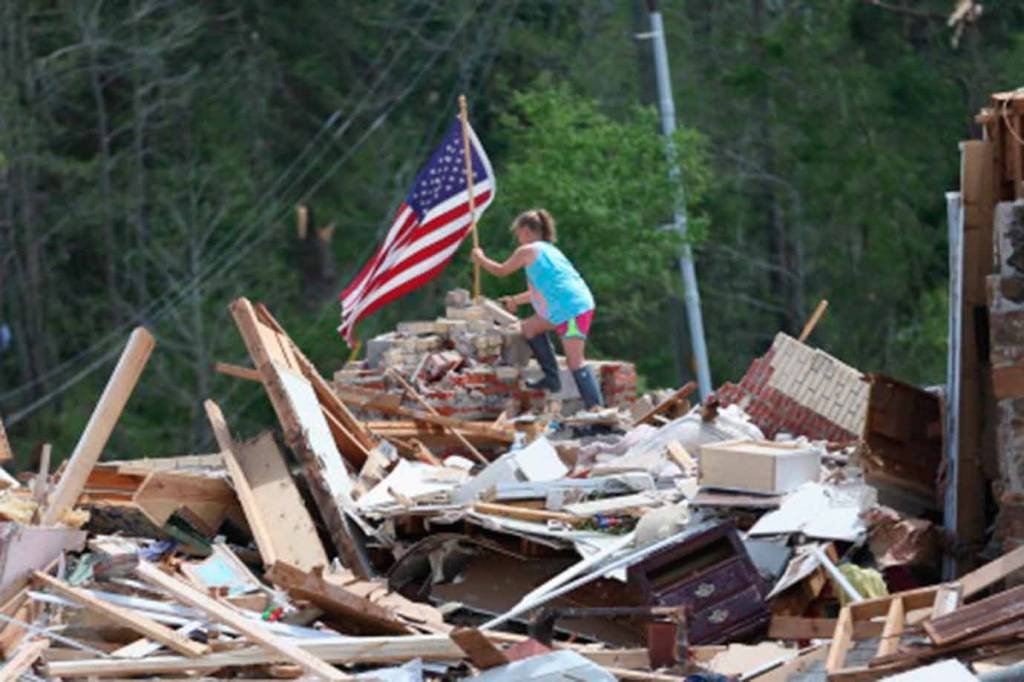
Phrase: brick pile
[
  {"left": 335, "top": 289, "right": 637, "bottom": 419},
  {"left": 715, "top": 333, "right": 869, "bottom": 443}
]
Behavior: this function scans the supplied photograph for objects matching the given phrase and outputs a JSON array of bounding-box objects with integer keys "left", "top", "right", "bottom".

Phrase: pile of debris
[
  {"left": 335, "top": 288, "right": 638, "bottom": 421},
  {"left": 0, "top": 290, "right": 1022, "bottom": 681}
]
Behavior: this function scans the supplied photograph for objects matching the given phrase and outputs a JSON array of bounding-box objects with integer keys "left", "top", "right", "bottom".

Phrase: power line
[
  {"left": 3, "top": 1, "right": 483, "bottom": 427},
  {"left": 0, "top": 0, "right": 460, "bottom": 407}
]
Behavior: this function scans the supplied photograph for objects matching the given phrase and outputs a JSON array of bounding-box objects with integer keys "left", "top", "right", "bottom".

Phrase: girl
[{"left": 470, "top": 209, "right": 603, "bottom": 408}]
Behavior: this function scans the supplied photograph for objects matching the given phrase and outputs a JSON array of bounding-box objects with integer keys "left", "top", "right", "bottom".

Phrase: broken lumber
[
  {"left": 134, "top": 560, "right": 346, "bottom": 680},
  {"left": 387, "top": 368, "right": 487, "bottom": 464},
  {"left": 42, "top": 327, "right": 155, "bottom": 525},
  {"left": 230, "top": 298, "right": 370, "bottom": 578},
  {"left": 960, "top": 543, "right": 1024, "bottom": 597},
  {"left": 31, "top": 571, "right": 208, "bottom": 658},
  {"left": 0, "top": 420, "right": 11, "bottom": 463},
  {"left": 924, "top": 584, "right": 1024, "bottom": 646},
  {"left": 45, "top": 634, "right": 464, "bottom": 677},
  {"left": 451, "top": 627, "right": 509, "bottom": 669},
  {"left": 214, "top": 361, "right": 261, "bottom": 382},
  {"left": 266, "top": 562, "right": 411, "bottom": 635},
  {"left": 204, "top": 400, "right": 327, "bottom": 571},
  {"left": 334, "top": 385, "right": 516, "bottom": 444},
  {"left": 632, "top": 382, "right": 697, "bottom": 427},
  {"left": 0, "top": 638, "right": 48, "bottom": 681}
]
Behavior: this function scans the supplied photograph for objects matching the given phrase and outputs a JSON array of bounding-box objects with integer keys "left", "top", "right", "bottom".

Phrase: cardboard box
[{"left": 699, "top": 439, "right": 820, "bottom": 494}]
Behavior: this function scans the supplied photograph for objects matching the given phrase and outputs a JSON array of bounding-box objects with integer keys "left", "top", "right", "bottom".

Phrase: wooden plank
[
  {"left": 42, "top": 328, "right": 155, "bottom": 525},
  {"left": 46, "top": 634, "right": 464, "bottom": 677},
  {"left": 798, "top": 299, "right": 829, "bottom": 343},
  {"left": 134, "top": 561, "right": 346, "bottom": 680},
  {"left": 768, "top": 616, "right": 882, "bottom": 641},
  {"left": 876, "top": 595, "right": 905, "bottom": 658},
  {"left": 632, "top": 382, "right": 697, "bottom": 427},
  {"left": 0, "top": 638, "right": 48, "bottom": 682},
  {"left": 334, "top": 386, "right": 515, "bottom": 443},
  {"left": 825, "top": 606, "right": 853, "bottom": 674},
  {"left": 230, "top": 299, "right": 369, "bottom": 578},
  {"left": 112, "top": 621, "right": 203, "bottom": 659},
  {"left": 749, "top": 644, "right": 828, "bottom": 682},
  {"left": 0, "top": 420, "right": 12, "bottom": 463},
  {"left": 387, "top": 368, "right": 487, "bottom": 464},
  {"left": 451, "top": 627, "right": 509, "bottom": 670},
  {"left": 32, "top": 444, "right": 51, "bottom": 507},
  {"left": 31, "top": 571, "right": 208, "bottom": 658},
  {"left": 961, "top": 544, "right": 1024, "bottom": 597},
  {"left": 253, "top": 302, "right": 376, "bottom": 454},
  {"left": 472, "top": 502, "right": 582, "bottom": 526},
  {"left": 205, "top": 399, "right": 327, "bottom": 572},
  {"left": 131, "top": 470, "right": 236, "bottom": 533},
  {"left": 265, "top": 562, "right": 410, "bottom": 636},
  {"left": 924, "top": 584, "right": 1024, "bottom": 646},
  {"left": 215, "top": 361, "right": 261, "bottom": 382}
]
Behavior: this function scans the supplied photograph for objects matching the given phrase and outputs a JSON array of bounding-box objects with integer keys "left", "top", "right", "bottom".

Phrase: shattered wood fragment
[
  {"left": 205, "top": 400, "right": 328, "bottom": 571},
  {"left": 214, "top": 361, "right": 261, "bottom": 382},
  {"left": 0, "top": 422, "right": 11, "bottom": 464},
  {"left": 266, "top": 562, "right": 412, "bottom": 635},
  {"left": 388, "top": 367, "right": 488, "bottom": 463},
  {"left": 451, "top": 627, "right": 509, "bottom": 669},
  {"left": 134, "top": 560, "right": 346, "bottom": 680},
  {"left": 472, "top": 501, "right": 583, "bottom": 526},
  {"left": 767, "top": 616, "right": 882, "bottom": 641},
  {"left": 924, "top": 584, "right": 1024, "bottom": 646},
  {"left": 632, "top": 382, "right": 697, "bottom": 427},
  {"left": 131, "top": 470, "right": 237, "bottom": 534},
  {"left": 960, "top": 543, "right": 1024, "bottom": 597},
  {"left": 46, "top": 634, "right": 465, "bottom": 677},
  {"left": 31, "top": 571, "right": 208, "bottom": 658},
  {"left": 42, "top": 328, "right": 155, "bottom": 526},
  {"left": 0, "top": 638, "right": 48, "bottom": 681},
  {"left": 230, "top": 298, "right": 370, "bottom": 578}
]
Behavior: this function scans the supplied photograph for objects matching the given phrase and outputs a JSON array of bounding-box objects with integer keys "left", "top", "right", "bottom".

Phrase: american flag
[{"left": 338, "top": 118, "right": 494, "bottom": 344}]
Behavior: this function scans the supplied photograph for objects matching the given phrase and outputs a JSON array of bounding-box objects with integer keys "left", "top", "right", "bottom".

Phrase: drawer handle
[
  {"left": 694, "top": 582, "right": 716, "bottom": 598},
  {"left": 708, "top": 609, "right": 730, "bottom": 624}
]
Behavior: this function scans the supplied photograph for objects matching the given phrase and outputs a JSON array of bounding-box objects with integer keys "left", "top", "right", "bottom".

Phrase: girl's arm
[
  {"left": 499, "top": 290, "right": 532, "bottom": 313},
  {"left": 471, "top": 245, "right": 535, "bottom": 277}
]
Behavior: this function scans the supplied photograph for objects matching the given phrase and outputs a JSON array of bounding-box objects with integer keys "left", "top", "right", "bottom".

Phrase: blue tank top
[{"left": 524, "top": 242, "right": 595, "bottom": 324}]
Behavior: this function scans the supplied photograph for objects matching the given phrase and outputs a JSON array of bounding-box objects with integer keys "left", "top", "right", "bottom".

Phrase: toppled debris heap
[
  {"left": 336, "top": 288, "right": 638, "bottom": 421},
  {"left": 1, "top": 291, "right": 1023, "bottom": 681}
]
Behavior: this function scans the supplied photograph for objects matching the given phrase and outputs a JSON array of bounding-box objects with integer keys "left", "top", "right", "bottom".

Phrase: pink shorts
[{"left": 555, "top": 309, "right": 594, "bottom": 340}]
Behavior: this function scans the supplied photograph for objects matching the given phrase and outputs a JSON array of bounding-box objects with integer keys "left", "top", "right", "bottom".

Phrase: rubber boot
[
  {"left": 572, "top": 365, "right": 604, "bottom": 409},
  {"left": 526, "top": 333, "right": 561, "bottom": 392}
]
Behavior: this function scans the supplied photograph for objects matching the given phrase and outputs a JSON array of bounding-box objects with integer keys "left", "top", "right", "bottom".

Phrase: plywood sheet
[{"left": 234, "top": 431, "right": 327, "bottom": 572}]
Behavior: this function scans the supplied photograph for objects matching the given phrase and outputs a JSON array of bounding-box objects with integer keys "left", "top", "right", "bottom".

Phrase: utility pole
[{"left": 641, "top": 0, "right": 713, "bottom": 399}]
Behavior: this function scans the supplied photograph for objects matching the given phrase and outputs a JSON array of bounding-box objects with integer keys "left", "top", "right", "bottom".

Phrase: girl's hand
[
  {"left": 470, "top": 248, "right": 485, "bottom": 264},
  {"left": 499, "top": 296, "right": 517, "bottom": 313}
]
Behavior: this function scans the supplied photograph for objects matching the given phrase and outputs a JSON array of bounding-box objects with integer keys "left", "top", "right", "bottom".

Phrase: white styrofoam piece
[
  {"left": 514, "top": 437, "right": 568, "bottom": 482},
  {"left": 748, "top": 482, "right": 867, "bottom": 541}
]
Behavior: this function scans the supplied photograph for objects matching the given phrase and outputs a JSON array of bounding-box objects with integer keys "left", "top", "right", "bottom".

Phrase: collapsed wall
[{"left": 335, "top": 289, "right": 637, "bottom": 419}]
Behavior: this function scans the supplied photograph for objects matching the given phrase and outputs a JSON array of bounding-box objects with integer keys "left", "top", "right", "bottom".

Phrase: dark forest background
[{"left": 2, "top": 1, "right": 1022, "bottom": 466}]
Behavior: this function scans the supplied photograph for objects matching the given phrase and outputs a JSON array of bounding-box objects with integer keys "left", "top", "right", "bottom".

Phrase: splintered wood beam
[
  {"left": 798, "top": 299, "right": 829, "bottom": 343},
  {"left": 31, "top": 571, "right": 208, "bottom": 658},
  {"left": 214, "top": 361, "right": 261, "bottom": 382},
  {"left": 0, "top": 638, "right": 49, "bottom": 680},
  {"left": 632, "top": 382, "right": 697, "bottom": 427},
  {"left": 42, "top": 328, "right": 155, "bottom": 526},
  {"left": 387, "top": 368, "right": 487, "bottom": 464},
  {"left": 266, "top": 562, "right": 410, "bottom": 635},
  {"left": 451, "top": 628, "right": 509, "bottom": 670},
  {"left": 0, "top": 419, "right": 12, "bottom": 462},
  {"left": 134, "top": 561, "right": 347, "bottom": 680}
]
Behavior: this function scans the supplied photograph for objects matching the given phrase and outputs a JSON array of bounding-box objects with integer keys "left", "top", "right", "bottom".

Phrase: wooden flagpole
[{"left": 458, "top": 95, "right": 481, "bottom": 302}]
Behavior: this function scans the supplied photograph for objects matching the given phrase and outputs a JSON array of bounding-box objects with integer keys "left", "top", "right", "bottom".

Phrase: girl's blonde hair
[{"left": 511, "top": 208, "right": 557, "bottom": 243}]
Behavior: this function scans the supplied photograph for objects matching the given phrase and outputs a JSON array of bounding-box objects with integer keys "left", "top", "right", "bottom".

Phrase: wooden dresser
[{"left": 626, "top": 520, "right": 770, "bottom": 644}]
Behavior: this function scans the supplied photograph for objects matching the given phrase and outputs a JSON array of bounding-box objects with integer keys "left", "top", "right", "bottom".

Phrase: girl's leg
[
  {"left": 562, "top": 337, "right": 586, "bottom": 371},
  {"left": 521, "top": 315, "right": 560, "bottom": 391},
  {"left": 521, "top": 314, "right": 556, "bottom": 339}
]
